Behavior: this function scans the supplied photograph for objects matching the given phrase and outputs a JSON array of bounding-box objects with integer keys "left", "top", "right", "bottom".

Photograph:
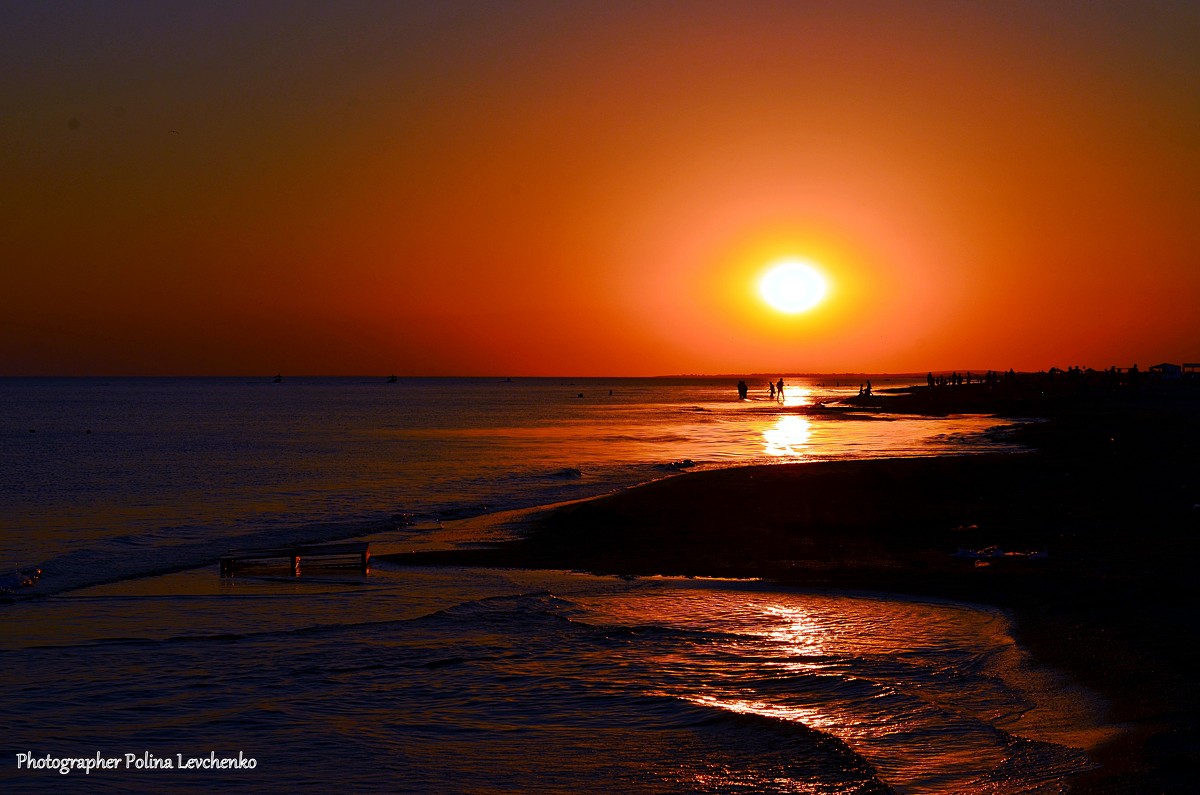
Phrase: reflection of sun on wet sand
[{"left": 384, "top": 379, "right": 1200, "bottom": 792}]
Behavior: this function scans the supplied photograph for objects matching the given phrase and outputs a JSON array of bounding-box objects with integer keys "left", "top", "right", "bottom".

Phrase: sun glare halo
[{"left": 759, "top": 259, "right": 828, "bottom": 314}]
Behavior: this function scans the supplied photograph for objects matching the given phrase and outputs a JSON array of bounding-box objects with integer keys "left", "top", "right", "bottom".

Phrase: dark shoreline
[{"left": 384, "top": 382, "right": 1200, "bottom": 792}]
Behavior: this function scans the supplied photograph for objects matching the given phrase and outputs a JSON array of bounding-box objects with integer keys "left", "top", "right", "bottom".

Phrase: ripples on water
[{"left": 4, "top": 568, "right": 1099, "bottom": 793}]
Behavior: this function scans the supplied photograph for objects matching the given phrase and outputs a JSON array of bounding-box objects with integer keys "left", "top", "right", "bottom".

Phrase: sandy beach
[{"left": 386, "top": 381, "right": 1200, "bottom": 793}]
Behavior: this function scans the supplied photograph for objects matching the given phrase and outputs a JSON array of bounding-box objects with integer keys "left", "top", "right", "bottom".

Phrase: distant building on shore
[{"left": 1150, "top": 363, "right": 1183, "bottom": 380}]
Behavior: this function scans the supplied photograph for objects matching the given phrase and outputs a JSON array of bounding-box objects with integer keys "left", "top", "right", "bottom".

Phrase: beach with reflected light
[{"left": 1, "top": 376, "right": 1074, "bottom": 794}]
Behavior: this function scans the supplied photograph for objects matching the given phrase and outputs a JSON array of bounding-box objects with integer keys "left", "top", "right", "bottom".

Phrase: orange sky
[{"left": 3, "top": 1, "right": 1198, "bottom": 375}]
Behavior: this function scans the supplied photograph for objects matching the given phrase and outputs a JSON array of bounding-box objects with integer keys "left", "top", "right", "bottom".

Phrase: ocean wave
[
  {"left": 653, "top": 459, "right": 697, "bottom": 471},
  {"left": 651, "top": 692, "right": 895, "bottom": 793},
  {"left": 3, "top": 517, "right": 391, "bottom": 600}
]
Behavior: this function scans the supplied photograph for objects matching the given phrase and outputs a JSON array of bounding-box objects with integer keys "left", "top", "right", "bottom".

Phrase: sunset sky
[{"left": 3, "top": 1, "right": 1198, "bottom": 376}]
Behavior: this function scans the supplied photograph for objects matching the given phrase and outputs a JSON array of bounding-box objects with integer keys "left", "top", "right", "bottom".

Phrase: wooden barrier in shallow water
[{"left": 219, "top": 542, "right": 370, "bottom": 577}]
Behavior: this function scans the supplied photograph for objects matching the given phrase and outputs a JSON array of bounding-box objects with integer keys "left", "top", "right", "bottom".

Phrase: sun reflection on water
[
  {"left": 755, "top": 603, "right": 828, "bottom": 651},
  {"left": 780, "top": 386, "right": 813, "bottom": 408},
  {"left": 563, "top": 581, "right": 1100, "bottom": 793},
  {"left": 763, "top": 415, "right": 812, "bottom": 458}
]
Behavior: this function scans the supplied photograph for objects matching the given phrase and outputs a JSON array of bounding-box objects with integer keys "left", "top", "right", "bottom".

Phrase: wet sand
[{"left": 385, "top": 381, "right": 1200, "bottom": 792}]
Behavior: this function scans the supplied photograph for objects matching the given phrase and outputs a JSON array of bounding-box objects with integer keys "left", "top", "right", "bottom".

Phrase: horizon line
[{"left": 0, "top": 365, "right": 1165, "bottom": 380}]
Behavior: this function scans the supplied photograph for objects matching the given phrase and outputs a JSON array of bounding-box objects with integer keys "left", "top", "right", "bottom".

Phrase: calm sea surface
[{"left": 0, "top": 377, "right": 1104, "bottom": 792}]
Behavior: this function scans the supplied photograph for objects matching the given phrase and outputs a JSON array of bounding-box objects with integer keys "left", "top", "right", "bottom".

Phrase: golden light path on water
[
  {"left": 683, "top": 603, "right": 843, "bottom": 741},
  {"left": 760, "top": 386, "right": 816, "bottom": 458},
  {"left": 780, "top": 386, "right": 815, "bottom": 408},
  {"left": 762, "top": 415, "right": 812, "bottom": 457},
  {"left": 643, "top": 594, "right": 1025, "bottom": 793},
  {"left": 564, "top": 568, "right": 1112, "bottom": 794},
  {"left": 685, "top": 602, "right": 849, "bottom": 740}
]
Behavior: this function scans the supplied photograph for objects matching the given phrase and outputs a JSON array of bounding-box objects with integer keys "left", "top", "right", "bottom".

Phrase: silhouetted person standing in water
[
  {"left": 776, "top": 378, "right": 785, "bottom": 399},
  {"left": 737, "top": 380, "right": 748, "bottom": 400},
  {"left": 768, "top": 381, "right": 776, "bottom": 399}
]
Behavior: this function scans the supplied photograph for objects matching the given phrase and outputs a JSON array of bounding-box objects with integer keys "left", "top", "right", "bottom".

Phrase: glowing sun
[{"left": 759, "top": 259, "right": 828, "bottom": 313}]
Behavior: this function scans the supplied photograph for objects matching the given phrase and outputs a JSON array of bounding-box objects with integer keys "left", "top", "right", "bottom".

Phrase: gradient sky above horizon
[{"left": 3, "top": 1, "right": 1198, "bottom": 376}]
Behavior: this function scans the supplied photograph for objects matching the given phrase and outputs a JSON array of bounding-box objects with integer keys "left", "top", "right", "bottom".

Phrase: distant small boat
[
  {"left": 387, "top": 375, "right": 398, "bottom": 383},
  {"left": 273, "top": 374, "right": 283, "bottom": 383}
]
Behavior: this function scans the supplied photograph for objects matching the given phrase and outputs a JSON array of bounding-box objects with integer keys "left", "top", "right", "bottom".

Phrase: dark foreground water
[
  {"left": 0, "top": 377, "right": 1108, "bottom": 792},
  {"left": 4, "top": 567, "right": 1106, "bottom": 793}
]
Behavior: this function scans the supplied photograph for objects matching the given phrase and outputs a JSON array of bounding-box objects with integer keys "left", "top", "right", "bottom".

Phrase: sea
[{"left": 0, "top": 377, "right": 1109, "bottom": 793}]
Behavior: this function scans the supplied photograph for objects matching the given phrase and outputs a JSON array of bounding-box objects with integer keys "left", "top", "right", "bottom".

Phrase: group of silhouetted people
[
  {"left": 735, "top": 378, "right": 785, "bottom": 401},
  {"left": 922, "top": 365, "right": 1148, "bottom": 392},
  {"left": 927, "top": 371, "right": 977, "bottom": 387},
  {"left": 735, "top": 363, "right": 1167, "bottom": 405}
]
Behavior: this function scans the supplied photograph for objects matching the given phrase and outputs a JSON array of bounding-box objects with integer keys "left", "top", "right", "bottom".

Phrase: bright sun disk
[{"left": 759, "top": 259, "right": 828, "bottom": 313}]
